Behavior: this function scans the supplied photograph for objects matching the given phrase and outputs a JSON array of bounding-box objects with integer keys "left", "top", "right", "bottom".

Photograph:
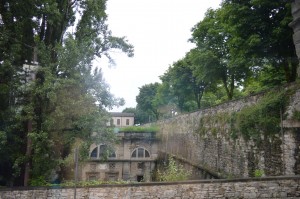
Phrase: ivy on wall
[
  {"left": 236, "top": 89, "right": 288, "bottom": 141},
  {"left": 196, "top": 86, "right": 298, "bottom": 142}
]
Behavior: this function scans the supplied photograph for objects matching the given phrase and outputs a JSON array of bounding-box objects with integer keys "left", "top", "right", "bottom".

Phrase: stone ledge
[
  {"left": 0, "top": 175, "right": 299, "bottom": 191},
  {"left": 282, "top": 119, "right": 300, "bottom": 128}
]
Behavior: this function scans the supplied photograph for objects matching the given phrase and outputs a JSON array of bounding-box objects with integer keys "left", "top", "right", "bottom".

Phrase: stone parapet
[{"left": 0, "top": 176, "right": 299, "bottom": 199}]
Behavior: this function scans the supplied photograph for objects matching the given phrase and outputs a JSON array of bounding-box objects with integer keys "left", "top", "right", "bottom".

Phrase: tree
[
  {"left": 136, "top": 83, "right": 160, "bottom": 122},
  {"left": 221, "top": 0, "right": 298, "bottom": 83},
  {"left": 0, "top": 0, "right": 133, "bottom": 186},
  {"left": 157, "top": 55, "right": 209, "bottom": 113},
  {"left": 190, "top": 8, "right": 248, "bottom": 100},
  {"left": 123, "top": 107, "right": 153, "bottom": 125},
  {"left": 158, "top": 61, "right": 195, "bottom": 112}
]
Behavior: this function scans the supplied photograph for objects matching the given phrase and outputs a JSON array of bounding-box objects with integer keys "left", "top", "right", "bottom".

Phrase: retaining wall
[
  {"left": 0, "top": 176, "right": 299, "bottom": 199},
  {"left": 148, "top": 85, "right": 300, "bottom": 178}
]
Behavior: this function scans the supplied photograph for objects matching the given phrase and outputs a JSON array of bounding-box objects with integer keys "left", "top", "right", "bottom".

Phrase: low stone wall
[{"left": 0, "top": 176, "right": 299, "bottom": 199}]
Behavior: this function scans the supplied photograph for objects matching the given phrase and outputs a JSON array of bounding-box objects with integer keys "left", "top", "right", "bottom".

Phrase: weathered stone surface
[
  {"left": 146, "top": 86, "right": 300, "bottom": 178},
  {"left": 1, "top": 177, "right": 300, "bottom": 199}
]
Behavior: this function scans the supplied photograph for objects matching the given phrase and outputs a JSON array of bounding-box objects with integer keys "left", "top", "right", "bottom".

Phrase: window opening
[
  {"left": 132, "top": 150, "right": 137, "bottom": 157},
  {"left": 106, "top": 173, "right": 118, "bottom": 181},
  {"left": 137, "top": 175, "right": 144, "bottom": 182},
  {"left": 131, "top": 147, "right": 150, "bottom": 158},
  {"left": 90, "top": 145, "right": 116, "bottom": 159},
  {"left": 138, "top": 148, "right": 144, "bottom": 158},
  {"left": 145, "top": 150, "right": 150, "bottom": 157},
  {"left": 88, "top": 175, "right": 97, "bottom": 181},
  {"left": 99, "top": 145, "right": 107, "bottom": 158},
  {"left": 109, "top": 151, "right": 116, "bottom": 158},
  {"left": 91, "top": 147, "right": 97, "bottom": 158},
  {"left": 109, "top": 163, "right": 116, "bottom": 170}
]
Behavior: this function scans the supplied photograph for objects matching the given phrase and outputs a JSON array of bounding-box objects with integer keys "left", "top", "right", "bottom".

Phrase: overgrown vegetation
[
  {"left": 157, "top": 156, "right": 191, "bottom": 182},
  {"left": 119, "top": 125, "right": 159, "bottom": 133},
  {"left": 30, "top": 179, "right": 129, "bottom": 187},
  {"left": 254, "top": 169, "right": 265, "bottom": 177},
  {"left": 0, "top": 0, "right": 133, "bottom": 186},
  {"left": 133, "top": 0, "right": 298, "bottom": 123},
  {"left": 195, "top": 87, "right": 297, "bottom": 141},
  {"left": 236, "top": 89, "right": 288, "bottom": 140}
]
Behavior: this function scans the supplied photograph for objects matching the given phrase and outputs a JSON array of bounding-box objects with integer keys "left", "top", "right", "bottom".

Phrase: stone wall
[
  {"left": 0, "top": 176, "right": 299, "bottom": 199},
  {"left": 148, "top": 85, "right": 300, "bottom": 178},
  {"left": 291, "top": 0, "right": 300, "bottom": 77}
]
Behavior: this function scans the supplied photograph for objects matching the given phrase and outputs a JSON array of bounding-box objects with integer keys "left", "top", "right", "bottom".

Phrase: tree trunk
[{"left": 24, "top": 120, "right": 32, "bottom": 186}]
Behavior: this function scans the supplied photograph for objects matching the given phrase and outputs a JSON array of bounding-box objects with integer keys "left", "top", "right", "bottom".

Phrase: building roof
[{"left": 110, "top": 112, "right": 134, "bottom": 117}]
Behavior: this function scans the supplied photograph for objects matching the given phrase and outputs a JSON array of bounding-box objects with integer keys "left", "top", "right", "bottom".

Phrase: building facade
[
  {"left": 107, "top": 112, "right": 135, "bottom": 127},
  {"left": 81, "top": 131, "right": 158, "bottom": 182},
  {"left": 81, "top": 113, "right": 158, "bottom": 182}
]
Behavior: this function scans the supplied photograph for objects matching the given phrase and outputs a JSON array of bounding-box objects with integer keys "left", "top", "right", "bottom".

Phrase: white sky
[{"left": 101, "top": 0, "right": 221, "bottom": 111}]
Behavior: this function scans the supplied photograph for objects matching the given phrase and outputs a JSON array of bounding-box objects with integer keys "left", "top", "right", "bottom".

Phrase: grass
[{"left": 119, "top": 125, "right": 159, "bottom": 133}]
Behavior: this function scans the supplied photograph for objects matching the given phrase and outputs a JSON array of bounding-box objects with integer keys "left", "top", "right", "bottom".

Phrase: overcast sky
[{"left": 100, "top": 0, "right": 222, "bottom": 111}]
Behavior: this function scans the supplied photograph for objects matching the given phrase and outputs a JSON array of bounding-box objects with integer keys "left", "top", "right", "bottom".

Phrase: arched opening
[
  {"left": 131, "top": 147, "right": 151, "bottom": 158},
  {"left": 90, "top": 145, "right": 116, "bottom": 159}
]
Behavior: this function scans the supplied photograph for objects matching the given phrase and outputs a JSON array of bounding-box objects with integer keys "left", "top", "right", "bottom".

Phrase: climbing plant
[
  {"left": 236, "top": 89, "right": 288, "bottom": 141},
  {"left": 195, "top": 86, "right": 299, "bottom": 142}
]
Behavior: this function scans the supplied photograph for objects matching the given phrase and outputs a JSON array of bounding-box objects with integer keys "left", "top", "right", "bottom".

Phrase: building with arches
[{"left": 81, "top": 116, "right": 158, "bottom": 182}]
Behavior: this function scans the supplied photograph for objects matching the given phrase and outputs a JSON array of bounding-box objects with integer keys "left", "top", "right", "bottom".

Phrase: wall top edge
[{"left": 1, "top": 175, "right": 299, "bottom": 191}]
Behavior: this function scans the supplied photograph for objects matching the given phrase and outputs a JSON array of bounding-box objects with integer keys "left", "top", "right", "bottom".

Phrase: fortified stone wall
[
  {"left": 0, "top": 176, "right": 299, "bottom": 199},
  {"left": 291, "top": 0, "right": 300, "bottom": 77},
  {"left": 149, "top": 85, "right": 300, "bottom": 178}
]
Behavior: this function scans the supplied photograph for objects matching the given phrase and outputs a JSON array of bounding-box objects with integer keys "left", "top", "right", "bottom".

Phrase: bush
[
  {"left": 254, "top": 169, "right": 264, "bottom": 177},
  {"left": 119, "top": 125, "right": 159, "bottom": 133},
  {"left": 157, "top": 156, "right": 191, "bottom": 182}
]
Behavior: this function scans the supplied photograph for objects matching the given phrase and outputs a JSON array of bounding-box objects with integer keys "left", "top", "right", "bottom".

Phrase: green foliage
[
  {"left": 140, "top": 0, "right": 298, "bottom": 118},
  {"left": 0, "top": 0, "right": 134, "bottom": 186},
  {"left": 196, "top": 112, "right": 231, "bottom": 138},
  {"left": 29, "top": 179, "right": 129, "bottom": 187},
  {"left": 119, "top": 126, "right": 159, "bottom": 133},
  {"left": 254, "top": 169, "right": 264, "bottom": 177},
  {"left": 136, "top": 83, "right": 160, "bottom": 122},
  {"left": 0, "top": 131, "right": 7, "bottom": 148},
  {"left": 29, "top": 176, "right": 51, "bottom": 187},
  {"left": 242, "top": 65, "right": 287, "bottom": 96},
  {"left": 236, "top": 89, "right": 287, "bottom": 140},
  {"left": 194, "top": 87, "right": 296, "bottom": 142},
  {"left": 292, "top": 110, "right": 300, "bottom": 120},
  {"left": 157, "top": 156, "right": 191, "bottom": 182},
  {"left": 221, "top": 0, "right": 297, "bottom": 83},
  {"left": 121, "top": 107, "right": 146, "bottom": 125},
  {"left": 191, "top": 8, "right": 247, "bottom": 100}
]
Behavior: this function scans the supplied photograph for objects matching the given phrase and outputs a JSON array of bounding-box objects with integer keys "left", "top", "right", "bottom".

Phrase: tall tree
[
  {"left": 221, "top": 0, "right": 298, "bottom": 83},
  {"left": 136, "top": 83, "right": 160, "bottom": 122},
  {"left": 190, "top": 8, "right": 248, "bottom": 100},
  {"left": 0, "top": 0, "right": 133, "bottom": 186},
  {"left": 157, "top": 56, "right": 207, "bottom": 112}
]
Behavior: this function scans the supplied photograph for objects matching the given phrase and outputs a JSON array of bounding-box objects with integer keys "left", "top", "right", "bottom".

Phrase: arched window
[
  {"left": 91, "top": 147, "right": 98, "bottom": 158},
  {"left": 90, "top": 145, "right": 116, "bottom": 159},
  {"left": 131, "top": 147, "right": 150, "bottom": 158}
]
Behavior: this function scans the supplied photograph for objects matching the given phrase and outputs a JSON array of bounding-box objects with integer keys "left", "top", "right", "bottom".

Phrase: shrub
[
  {"left": 157, "top": 156, "right": 191, "bottom": 182},
  {"left": 119, "top": 125, "right": 159, "bottom": 133}
]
